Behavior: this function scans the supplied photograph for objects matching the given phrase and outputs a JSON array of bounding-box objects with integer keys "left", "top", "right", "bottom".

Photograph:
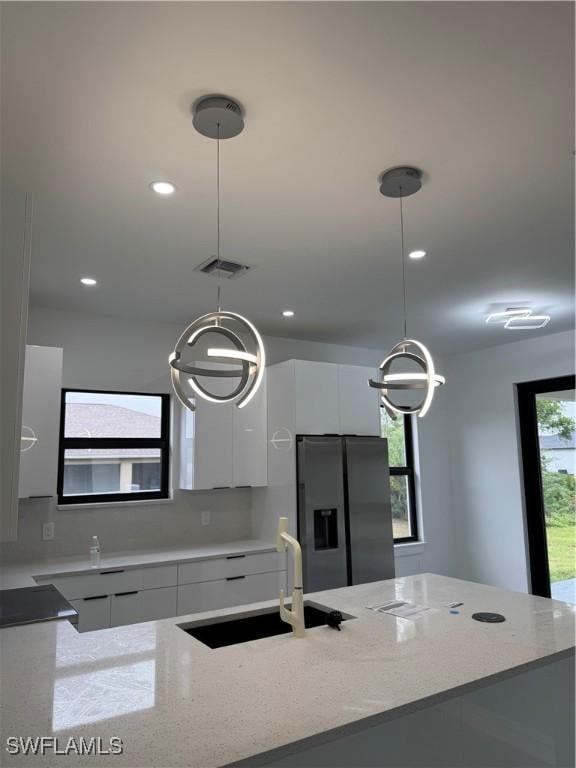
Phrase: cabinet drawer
[
  {"left": 70, "top": 595, "right": 110, "bottom": 633},
  {"left": 178, "top": 552, "right": 285, "bottom": 586},
  {"left": 110, "top": 586, "right": 177, "bottom": 628},
  {"left": 45, "top": 564, "right": 178, "bottom": 600},
  {"left": 177, "top": 571, "right": 286, "bottom": 616}
]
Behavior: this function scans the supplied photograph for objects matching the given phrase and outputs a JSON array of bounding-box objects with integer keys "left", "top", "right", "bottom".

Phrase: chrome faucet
[{"left": 276, "top": 517, "right": 306, "bottom": 638}]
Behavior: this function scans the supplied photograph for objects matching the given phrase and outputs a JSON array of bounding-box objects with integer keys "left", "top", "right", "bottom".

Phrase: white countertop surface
[
  {"left": 1, "top": 573, "right": 574, "bottom": 767},
  {"left": 0, "top": 539, "right": 277, "bottom": 589}
]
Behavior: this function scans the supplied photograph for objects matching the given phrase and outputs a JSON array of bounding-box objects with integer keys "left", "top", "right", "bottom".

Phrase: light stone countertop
[
  {"left": 1, "top": 573, "right": 574, "bottom": 767},
  {"left": 0, "top": 539, "right": 278, "bottom": 589}
]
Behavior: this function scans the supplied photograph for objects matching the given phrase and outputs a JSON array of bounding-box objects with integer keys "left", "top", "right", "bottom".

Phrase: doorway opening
[{"left": 517, "top": 375, "right": 575, "bottom": 601}]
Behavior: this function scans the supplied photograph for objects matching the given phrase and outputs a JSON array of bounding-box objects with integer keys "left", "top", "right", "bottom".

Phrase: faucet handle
[{"left": 326, "top": 610, "right": 343, "bottom": 631}]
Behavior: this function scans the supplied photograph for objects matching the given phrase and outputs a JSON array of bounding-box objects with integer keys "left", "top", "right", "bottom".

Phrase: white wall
[
  {"left": 446, "top": 329, "right": 575, "bottom": 592},
  {"left": 0, "top": 305, "right": 454, "bottom": 579},
  {"left": 414, "top": 377, "right": 454, "bottom": 576},
  {"left": 27, "top": 306, "right": 388, "bottom": 390},
  {"left": 0, "top": 307, "right": 383, "bottom": 561},
  {"left": 542, "top": 448, "right": 575, "bottom": 475},
  {"left": 10, "top": 304, "right": 568, "bottom": 594}
]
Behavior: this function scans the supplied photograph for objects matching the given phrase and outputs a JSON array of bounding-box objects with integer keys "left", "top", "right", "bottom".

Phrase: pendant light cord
[
  {"left": 399, "top": 190, "right": 407, "bottom": 339},
  {"left": 216, "top": 122, "right": 222, "bottom": 313}
]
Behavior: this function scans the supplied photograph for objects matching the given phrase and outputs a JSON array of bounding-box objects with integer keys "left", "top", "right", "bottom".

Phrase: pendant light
[
  {"left": 170, "top": 96, "right": 265, "bottom": 411},
  {"left": 369, "top": 167, "right": 445, "bottom": 419}
]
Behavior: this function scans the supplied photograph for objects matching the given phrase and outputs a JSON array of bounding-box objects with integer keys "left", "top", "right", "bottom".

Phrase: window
[
  {"left": 380, "top": 410, "right": 418, "bottom": 542},
  {"left": 57, "top": 390, "right": 170, "bottom": 505}
]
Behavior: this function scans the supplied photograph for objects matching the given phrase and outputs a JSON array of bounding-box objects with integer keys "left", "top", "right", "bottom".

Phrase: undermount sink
[{"left": 179, "top": 602, "right": 354, "bottom": 648}]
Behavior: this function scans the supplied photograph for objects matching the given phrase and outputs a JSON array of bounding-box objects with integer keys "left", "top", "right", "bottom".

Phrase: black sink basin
[{"left": 180, "top": 602, "right": 353, "bottom": 648}]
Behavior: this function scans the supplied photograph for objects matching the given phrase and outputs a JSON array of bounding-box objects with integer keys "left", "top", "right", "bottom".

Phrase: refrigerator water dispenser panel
[{"left": 314, "top": 509, "right": 339, "bottom": 550}]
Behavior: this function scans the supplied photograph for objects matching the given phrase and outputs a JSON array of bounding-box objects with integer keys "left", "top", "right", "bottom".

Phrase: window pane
[
  {"left": 63, "top": 449, "right": 161, "bottom": 497},
  {"left": 131, "top": 461, "right": 161, "bottom": 492},
  {"left": 64, "top": 392, "right": 162, "bottom": 438},
  {"left": 380, "top": 410, "right": 407, "bottom": 466},
  {"left": 390, "top": 474, "right": 412, "bottom": 539}
]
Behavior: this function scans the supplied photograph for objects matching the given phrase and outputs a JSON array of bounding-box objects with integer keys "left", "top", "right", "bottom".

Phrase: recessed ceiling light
[
  {"left": 485, "top": 308, "right": 530, "bottom": 324},
  {"left": 150, "top": 181, "right": 176, "bottom": 196},
  {"left": 409, "top": 250, "right": 426, "bottom": 260},
  {"left": 80, "top": 277, "right": 97, "bottom": 286},
  {"left": 505, "top": 314, "right": 551, "bottom": 330},
  {"left": 282, "top": 310, "right": 295, "bottom": 318}
]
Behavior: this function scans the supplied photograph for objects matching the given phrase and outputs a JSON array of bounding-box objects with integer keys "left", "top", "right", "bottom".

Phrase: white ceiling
[{"left": 2, "top": 1, "right": 574, "bottom": 354}]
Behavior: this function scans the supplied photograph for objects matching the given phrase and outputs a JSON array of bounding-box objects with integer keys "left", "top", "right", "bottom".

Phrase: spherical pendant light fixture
[
  {"left": 170, "top": 310, "right": 265, "bottom": 410},
  {"left": 169, "top": 96, "right": 265, "bottom": 411},
  {"left": 369, "top": 167, "right": 445, "bottom": 419}
]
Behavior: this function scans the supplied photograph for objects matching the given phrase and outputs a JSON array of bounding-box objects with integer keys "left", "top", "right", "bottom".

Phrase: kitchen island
[{"left": 1, "top": 574, "right": 574, "bottom": 767}]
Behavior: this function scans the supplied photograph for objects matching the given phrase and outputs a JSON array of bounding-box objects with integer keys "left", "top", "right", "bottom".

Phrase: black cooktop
[{"left": 0, "top": 584, "right": 78, "bottom": 628}]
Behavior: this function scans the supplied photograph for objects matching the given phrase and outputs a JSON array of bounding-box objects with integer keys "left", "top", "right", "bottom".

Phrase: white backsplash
[{"left": 0, "top": 489, "right": 253, "bottom": 564}]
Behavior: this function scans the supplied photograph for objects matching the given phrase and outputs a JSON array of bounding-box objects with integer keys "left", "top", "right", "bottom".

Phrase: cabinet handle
[
  {"left": 212, "top": 486, "right": 230, "bottom": 490},
  {"left": 226, "top": 575, "right": 246, "bottom": 581},
  {"left": 226, "top": 555, "right": 246, "bottom": 560},
  {"left": 236, "top": 485, "right": 252, "bottom": 489},
  {"left": 114, "top": 591, "right": 138, "bottom": 597},
  {"left": 28, "top": 495, "right": 53, "bottom": 499},
  {"left": 83, "top": 595, "right": 108, "bottom": 601},
  {"left": 100, "top": 569, "right": 125, "bottom": 575}
]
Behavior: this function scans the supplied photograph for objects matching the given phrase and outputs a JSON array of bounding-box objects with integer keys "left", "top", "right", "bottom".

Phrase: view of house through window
[
  {"left": 380, "top": 410, "right": 417, "bottom": 541},
  {"left": 536, "top": 392, "right": 576, "bottom": 602},
  {"left": 58, "top": 391, "right": 169, "bottom": 504}
]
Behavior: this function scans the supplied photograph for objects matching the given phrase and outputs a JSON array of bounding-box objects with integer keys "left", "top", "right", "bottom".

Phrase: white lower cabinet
[
  {"left": 43, "top": 551, "right": 286, "bottom": 631},
  {"left": 70, "top": 595, "right": 111, "bottom": 633},
  {"left": 110, "top": 586, "right": 177, "bottom": 628},
  {"left": 178, "top": 551, "right": 284, "bottom": 585},
  {"left": 177, "top": 571, "right": 286, "bottom": 616},
  {"left": 48, "top": 563, "right": 177, "bottom": 601}
]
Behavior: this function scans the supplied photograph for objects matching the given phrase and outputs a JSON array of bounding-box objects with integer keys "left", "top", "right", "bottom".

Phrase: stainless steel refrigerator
[{"left": 297, "top": 435, "right": 395, "bottom": 592}]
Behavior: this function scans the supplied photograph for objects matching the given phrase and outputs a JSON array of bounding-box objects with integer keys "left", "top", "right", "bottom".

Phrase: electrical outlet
[
  {"left": 201, "top": 510, "right": 211, "bottom": 526},
  {"left": 42, "top": 522, "right": 55, "bottom": 541}
]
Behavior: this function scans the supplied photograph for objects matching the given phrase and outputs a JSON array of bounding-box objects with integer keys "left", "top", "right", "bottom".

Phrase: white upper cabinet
[
  {"left": 294, "top": 361, "right": 340, "bottom": 435},
  {"left": 337, "top": 364, "right": 381, "bottom": 436},
  {"left": 291, "top": 360, "right": 380, "bottom": 436},
  {"left": 179, "top": 367, "right": 267, "bottom": 490},
  {"left": 233, "top": 375, "right": 267, "bottom": 487},
  {"left": 189, "top": 372, "right": 234, "bottom": 490},
  {"left": 1, "top": 192, "right": 32, "bottom": 540},
  {"left": 179, "top": 359, "right": 378, "bottom": 491},
  {"left": 19, "top": 345, "right": 63, "bottom": 499}
]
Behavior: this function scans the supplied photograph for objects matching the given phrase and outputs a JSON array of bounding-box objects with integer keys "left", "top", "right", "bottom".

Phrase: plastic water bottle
[{"left": 89, "top": 536, "right": 101, "bottom": 568}]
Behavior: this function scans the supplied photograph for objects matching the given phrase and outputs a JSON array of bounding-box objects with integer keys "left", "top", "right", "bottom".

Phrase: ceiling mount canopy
[
  {"left": 169, "top": 95, "right": 265, "bottom": 411},
  {"left": 369, "top": 166, "right": 445, "bottom": 419},
  {"left": 192, "top": 95, "right": 245, "bottom": 140},
  {"left": 379, "top": 166, "right": 422, "bottom": 198}
]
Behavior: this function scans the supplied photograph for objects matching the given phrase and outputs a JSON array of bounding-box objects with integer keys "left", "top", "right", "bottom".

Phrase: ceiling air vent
[{"left": 194, "top": 257, "right": 251, "bottom": 280}]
